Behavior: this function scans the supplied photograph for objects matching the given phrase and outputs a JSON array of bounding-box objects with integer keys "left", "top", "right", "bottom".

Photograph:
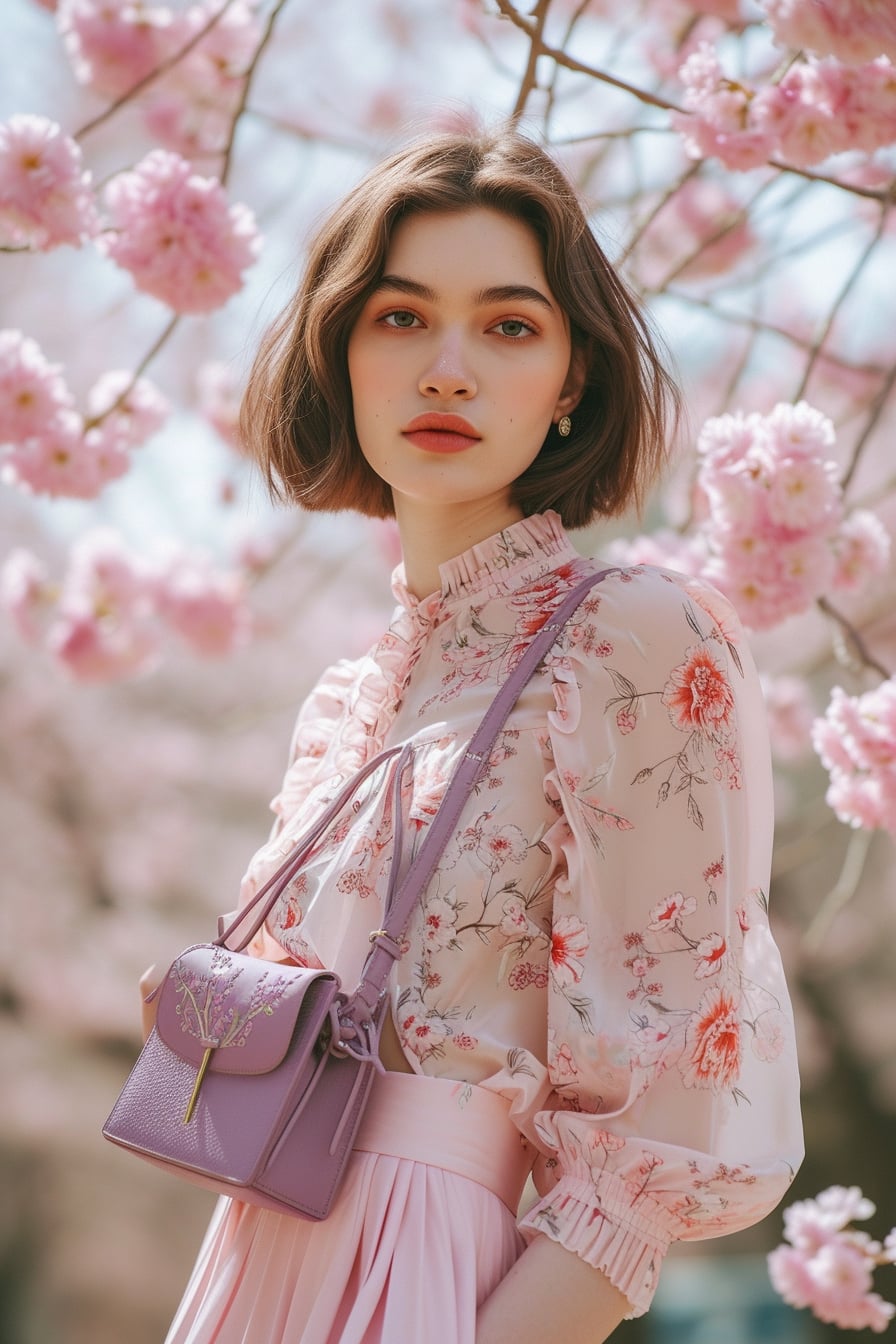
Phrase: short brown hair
[{"left": 241, "top": 125, "right": 678, "bottom": 528}]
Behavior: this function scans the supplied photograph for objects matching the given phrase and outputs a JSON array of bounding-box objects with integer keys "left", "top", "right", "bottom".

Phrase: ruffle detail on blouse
[
  {"left": 270, "top": 606, "right": 437, "bottom": 838},
  {"left": 269, "top": 658, "right": 361, "bottom": 827},
  {"left": 391, "top": 509, "right": 580, "bottom": 609},
  {"left": 518, "top": 1173, "right": 679, "bottom": 1318}
]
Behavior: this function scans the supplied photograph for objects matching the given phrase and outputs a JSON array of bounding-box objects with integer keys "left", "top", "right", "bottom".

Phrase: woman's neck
[{"left": 393, "top": 496, "right": 524, "bottom": 600}]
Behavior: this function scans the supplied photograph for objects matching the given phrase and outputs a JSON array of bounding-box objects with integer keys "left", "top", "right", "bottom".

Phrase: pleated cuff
[{"left": 517, "top": 1173, "right": 679, "bottom": 1318}]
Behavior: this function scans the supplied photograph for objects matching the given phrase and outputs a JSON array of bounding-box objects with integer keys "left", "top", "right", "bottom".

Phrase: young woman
[{"left": 161, "top": 126, "right": 803, "bottom": 1343}]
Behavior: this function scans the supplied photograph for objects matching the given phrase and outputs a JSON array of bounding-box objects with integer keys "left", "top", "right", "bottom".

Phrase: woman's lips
[
  {"left": 403, "top": 429, "right": 480, "bottom": 453},
  {"left": 402, "top": 413, "right": 481, "bottom": 454}
]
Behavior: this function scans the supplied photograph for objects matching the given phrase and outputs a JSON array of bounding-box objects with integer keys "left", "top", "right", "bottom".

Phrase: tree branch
[
  {"left": 219, "top": 0, "right": 292, "bottom": 186},
  {"left": 74, "top": 0, "right": 241, "bottom": 141},
  {"left": 510, "top": 0, "right": 552, "bottom": 121},
  {"left": 804, "top": 827, "right": 874, "bottom": 953},
  {"left": 659, "top": 287, "right": 891, "bottom": 377},
  {"left": 494, "top": 0, "right": 680, "bottom": 114},
  {"left": 494, "top": 2, "right": 894, "bottom": 204},
  {"left": 816, "top": 596, "right": 893, "bottom": 681},
  {"left": 841, "top": 358, "right": 896, "bottom": 493},
  {"left": 793, "top": 204, "right": 891, "bottom": 403},
  {"left": 83, "top": 314, "right": 180, "bottom": 430}
]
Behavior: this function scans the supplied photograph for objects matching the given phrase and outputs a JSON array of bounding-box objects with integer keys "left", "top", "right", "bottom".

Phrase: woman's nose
[{"left": 418, "top": 333, "right": 477, "bottom": 399}]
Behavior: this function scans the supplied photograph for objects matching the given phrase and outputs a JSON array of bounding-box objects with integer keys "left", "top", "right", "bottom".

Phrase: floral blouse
[{"left": 238, "top": 510, "right": 803, "bottom": 1317}]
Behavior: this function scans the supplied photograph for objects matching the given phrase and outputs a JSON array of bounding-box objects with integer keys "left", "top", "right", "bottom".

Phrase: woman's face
[{"left": 347, "top": 207, "right": 581, "bottom": 525}]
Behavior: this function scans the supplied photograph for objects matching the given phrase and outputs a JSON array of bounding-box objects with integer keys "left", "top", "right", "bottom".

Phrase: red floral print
[
  {"left": 662, "top": 644, "right": 735, "bottom": 738},
  {"left": 682, "top": 987, "right": 742, "bottom": 1091},
  {"left": 550, "top": 914, "right": 589, "bottom": 987},
  {"left": 648, "top": 890, "right": 697, "bottom": 932},
  {"left": 693, "top": 932, "right": 727, "bottom": 977},
  {"left": 509, "top": 960, "right": 549, "bottom": 991}
]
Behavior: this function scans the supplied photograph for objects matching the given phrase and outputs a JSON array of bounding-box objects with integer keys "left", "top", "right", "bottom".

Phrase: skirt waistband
[{"left": 352, "top": 1071, "right": 533, "bottom": 1212}]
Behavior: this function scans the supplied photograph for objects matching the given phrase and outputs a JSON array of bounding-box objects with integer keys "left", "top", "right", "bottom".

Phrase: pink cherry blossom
[
  {"left": 812, "top": 682, "right": 896, "bottom": 834},
  {"left": 832, "top": 510, "right": 891, "bottom": 591},
  {"left": 196, "top": 360, "right": 243, "bottom": 448},
  {"left": 57, "top": 0, "right": 185, "bottom": 98},
  {"left": 2, "top": 411, "right": 103, "bottom": 499},
  {"left": 769, "top": 1186, "right": 896, "bottom": 1331},
  {"left": 0, "top": 549, "right": 54, "bottom": 643},
  {"left": 752, "top": 64, "right": 847, "bottom": 167},
  {"left": 152, "top": 546, "right": 252, "bottom": 655},
  {"left": 764, "top": 399, "right": 837, "bottom": 457},
  {"left": 143, "top": 0, "right": 261, "bottom": 159},
  {"left": 0, "top": 114, "right": 98, "bottom": 250},
  {"left": 673, "top": 43, "right": 776, "bottom": 170},
  {"left": 843, "top": 58, "right": 896, "bottom": 154},
  {"left": 761, "top": 675, "right": 815, "bottom": 763},
  {"left": 768, "top": 1243, "right": 817, "bottom": 1307},
  {"left": 760, "top": 1, "right": 896, "bottom": 66},
  {"left": 693, "top": 402, "right": 852, "bottom": 628},
  {"left": 100, "top": 150, "right": 262, "bottom": 313},
  {"left": 784, "top": 1186, "right": 877, "bottom": 1249},
  {"left": 86, "top": 370, "right": 169, "bottom": 449},
  {"left": 604, "top": 528, "right": 708, "bottom": 577},
  {"left": 771, "top": 1240, "right": 895, "bottom": 1331},
  {"left": 49, "top": 529, "right": 161, "bottom": 681},
  {"left": 640, "top": 177, "right": 757, "bottom": 282},
  {"left": 764, "top": 452, "right": 841, "bottom": 531},
  {"left": 0, "top": 329, "right": 74, "bottom": 443}
]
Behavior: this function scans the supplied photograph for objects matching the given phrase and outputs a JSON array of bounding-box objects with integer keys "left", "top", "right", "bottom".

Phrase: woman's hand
[{"left": 139, "top": 963, "right": 165, "bottom": 1042}]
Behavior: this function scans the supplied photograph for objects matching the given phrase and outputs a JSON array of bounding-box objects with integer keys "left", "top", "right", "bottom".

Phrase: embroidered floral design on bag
[{"left": 171, "top": 947, "right": 291, "bottom": 1049}]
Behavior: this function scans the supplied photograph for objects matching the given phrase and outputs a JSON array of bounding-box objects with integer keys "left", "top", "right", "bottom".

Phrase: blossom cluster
[
  {"left": 0, "top": 114, "right": 98, "bottom": 249},
  {"left": 100, "top": 149, "right": 262, "bottom": 313},
  {"left": 57, "top": 0, "right": 262, "bottom": 159},
  {"left": 760, "top": 0, "right": 896, "bottom": 66},
  {"left": 768, "top": 1186, "right": 896, "bottom": 1331},
  {"left": 0, "top": 330, "right": 168, "bottom": 499},
  {"left": 143, "top": 1, "right": 263, "bottom": 160},
  {"left": 812, "top": 681, "right": 896, "bottom": 835},
  {"left": 673, "top": 41, "right": 896, "bottom": 170},
  {"left": 696, "top": 401, "right": 890, "bottom": 630},
  {"left": 0, "top": 110, "right": 261, "bottom": 311},
  {"left": 1, "top": 530, "right": 252, "bottom": 681}
]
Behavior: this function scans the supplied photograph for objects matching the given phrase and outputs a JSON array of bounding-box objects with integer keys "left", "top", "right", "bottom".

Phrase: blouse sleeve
[{"left": 518, "top": 567, "right": 803, "bottom": 1317}]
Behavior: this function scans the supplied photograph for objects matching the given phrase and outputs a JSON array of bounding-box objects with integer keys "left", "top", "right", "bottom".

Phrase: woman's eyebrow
[{"left": 376, "top": 275, "right": 556, "bottom": 313}]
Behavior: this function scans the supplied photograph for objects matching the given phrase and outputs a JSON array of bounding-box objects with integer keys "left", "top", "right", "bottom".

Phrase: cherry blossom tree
[{"left": 2, "top": 1, "right": 896, "bottom": 1339}]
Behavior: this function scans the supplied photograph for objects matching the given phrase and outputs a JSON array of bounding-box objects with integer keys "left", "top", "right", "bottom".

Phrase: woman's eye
[
  {"left": 494, "top": 318, "right": 534, "bottom": 338},
  {"left": 382, "top": 310, "right": 420, "bottom": 329}
]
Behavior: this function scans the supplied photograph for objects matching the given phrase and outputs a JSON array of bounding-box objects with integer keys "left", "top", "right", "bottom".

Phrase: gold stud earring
[{"left": 558, "top": 415, "right": 572, "bottom": 437}]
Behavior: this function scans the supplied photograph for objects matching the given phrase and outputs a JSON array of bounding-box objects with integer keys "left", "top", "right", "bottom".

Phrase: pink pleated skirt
[{"left": 164, "top": 1072, "right": 533, "bottom": 1344}]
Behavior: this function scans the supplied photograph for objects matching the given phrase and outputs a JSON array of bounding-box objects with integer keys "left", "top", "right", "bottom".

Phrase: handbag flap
[{"left": 154, "top": 944, "right": 339, "bottom": 1076}]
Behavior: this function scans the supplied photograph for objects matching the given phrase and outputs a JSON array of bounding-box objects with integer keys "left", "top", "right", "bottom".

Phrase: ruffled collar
[{"left": 390, "top": 510, "right": 580, "bottom": 615}]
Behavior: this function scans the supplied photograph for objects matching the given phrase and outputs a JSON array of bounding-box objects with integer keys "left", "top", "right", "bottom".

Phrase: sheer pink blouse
[{"left": 238, "top": 510, "right": 803, "bottom": 1316}]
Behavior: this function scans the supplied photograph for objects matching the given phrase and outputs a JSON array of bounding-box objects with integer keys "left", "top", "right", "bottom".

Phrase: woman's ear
[{"left": 554, "top": 344, "right": 587, "bottom": 421}]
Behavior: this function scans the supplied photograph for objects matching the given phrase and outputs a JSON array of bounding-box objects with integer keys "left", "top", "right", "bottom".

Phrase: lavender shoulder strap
[{"left": 346, "top": 565, "right": 616, "bottom": 1025}]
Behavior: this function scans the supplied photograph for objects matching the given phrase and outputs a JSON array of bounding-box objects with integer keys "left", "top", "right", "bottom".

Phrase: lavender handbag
[{"left": 102, "top": 568, "right": 613, "bottom": 1219}]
